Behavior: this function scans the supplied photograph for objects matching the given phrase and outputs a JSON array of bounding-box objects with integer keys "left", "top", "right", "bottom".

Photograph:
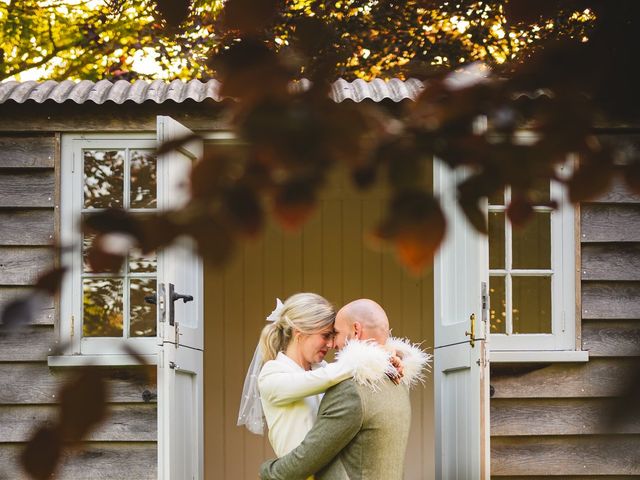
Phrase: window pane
[
  {"left": 489, "top": 276, "right": 506, "bottom": 334},
  {"left": 129, "top": 248, "right": 157, "bottom": 273},
  {"left": 512, "top": 276, "right": 551, "bottom": 334},
  {"left": 83, "top": 150, "right": 124, "bottom": 209},
  {"left": 83, "top": 278, "right": 123, "bottom": 337},
  {"left": 512, "top": 213, "right": 551, "bottom": 269},
  {"left": 488, "top": 189, "right": 504, "bottom": 206},
  {"left": 130, "top": 150, "right": 157, "bottom": 208},
  {"left": 489, "top": 212, "right": 505, "bottom": 269},
  {"left": 130, "top": 278, "right": 157, "bottom": 337}
]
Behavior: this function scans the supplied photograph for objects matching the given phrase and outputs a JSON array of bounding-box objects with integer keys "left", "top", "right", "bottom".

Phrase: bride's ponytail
[{"left": 259, "top": 293, "right": 335, "bottom": 362}]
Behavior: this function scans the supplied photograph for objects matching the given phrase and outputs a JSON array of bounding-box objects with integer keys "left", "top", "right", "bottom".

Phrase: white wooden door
[
  {"left": 157, "top": 116, "right": 204, "bottom": 480},
  {"left": 434, "top": 160, "right": 490, "bottom": 480}
]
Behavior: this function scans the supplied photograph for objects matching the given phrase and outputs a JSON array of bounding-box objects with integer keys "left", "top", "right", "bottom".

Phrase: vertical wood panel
[
  {"left": 341, "top": 198, "right": 362, "bottom": 303},
  {"left": 222, "top": 255, "right": 245, "bottom": 479},
  {"left": 322, "top": 199, "right": 343, "bottom": 306},
  {"left": 243, "top": 240, "right": 266, "bottom": 474},
  {"left": 362, "top": 199, "right": 383, "bottom": 300},
  {"left": 204, "top": 268, "right": 225, "bottom": 480},
  {"left": 282, "top": 229, "right": 303, "bottom": 297},
  {"left": 302, "top": 211, "right": 323, "bottom": 293}
]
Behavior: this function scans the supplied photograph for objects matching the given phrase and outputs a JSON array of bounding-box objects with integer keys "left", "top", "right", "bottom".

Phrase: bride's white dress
[{"left": 258, "top": 352, "right": 352, "bottom": 457}]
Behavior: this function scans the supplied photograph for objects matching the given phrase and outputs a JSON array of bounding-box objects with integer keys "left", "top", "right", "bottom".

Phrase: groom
[{"left": 260, "top": 299, "right": 413, "bottom": 480}]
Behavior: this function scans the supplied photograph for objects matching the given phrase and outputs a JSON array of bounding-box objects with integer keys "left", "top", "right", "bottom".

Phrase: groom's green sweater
[{"left": 260, "top": 376, "right": 411, "bottom": 480}]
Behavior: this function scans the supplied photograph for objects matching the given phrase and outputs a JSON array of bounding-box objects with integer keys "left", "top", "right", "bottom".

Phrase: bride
[{"left": 237, "top": 292, "right": 426, "bottom": 459}]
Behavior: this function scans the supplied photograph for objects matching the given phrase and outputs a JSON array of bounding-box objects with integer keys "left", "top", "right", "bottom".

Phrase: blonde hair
[{"left": 259, "top": 293, "right": 335, "bottom": 362}]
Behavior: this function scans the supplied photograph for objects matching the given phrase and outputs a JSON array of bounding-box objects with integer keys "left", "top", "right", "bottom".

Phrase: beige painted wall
[{"left": 203, "top": 163, "right": 435, "bottom": 480}]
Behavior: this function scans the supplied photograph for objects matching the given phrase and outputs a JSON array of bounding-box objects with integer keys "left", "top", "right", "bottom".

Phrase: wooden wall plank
[
  {"left": 581, "top": 244, "right": 640, "bottom": 281},
  {"left": 0, "top": 404, "right": 156, "bottom": 442},
  {"left": 0, "top": 247, "right": 54, "bottom": 285},
  {"left": 204, "top": 266, "right": 225, "bottom": 480},
  {"left": 0, "top": 287, "right": 54, "bottom": 325},
  {"left": 302, "top": 209, "right": 323, "bottom": 293},
  {"left": 490, "top": 358, "right": 635, "bottom": 398},
  {"left": 581, "top": 205, "right": 640, "bottom": 242},
  {"left": 0, "top": 363, "right": 156, "bottom": 404},
  {"left": 589, "top": 177, "right": 640, "bottom": 204},
  {"left": 0, "top": 171, "right": 54, "bottom": 207},
  {"left": 491, "top": 398, "right": 640, "bottom": 436},
  {"left": 242, "top": 240, "right": 266, "bottom": 476},
  {"left": 582, "top": 320, "right": 640, "bottom": 357},
  {"left": 0, "top": 442, "right": 156, "bottom": 480},
  {"left": 582, "top": 282, "right": 640, "bottom": 319},
  {"left": 0, "top": 326, "right": 55, "bottom": 361},
  {"left": 322, "top": 199, "right": 343, "bottom": 306},
  {"left": 0, "top": 136, "right": 55, "bottom": 168},
  {"left": 222, "top": 255, "right": 245, "bottom": 479},
  {"left": 491, "top": 435, "right": 640, "bottom": 475},
  {"left": 0, "top": 210, "right": 54, "bottom": 245}
]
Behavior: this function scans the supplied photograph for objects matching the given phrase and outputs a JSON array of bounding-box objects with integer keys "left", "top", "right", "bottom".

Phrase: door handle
[
  {"left": 168, "top": 283, "right": 194, "bottom": 326},
  {"left": 465, "top": 313, "right": 476, "bottom": 348}
]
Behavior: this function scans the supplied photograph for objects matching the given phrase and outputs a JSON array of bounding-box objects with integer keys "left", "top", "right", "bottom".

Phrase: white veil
[{"left": 237, "top": 298, "right": 284, "bottom": 435}]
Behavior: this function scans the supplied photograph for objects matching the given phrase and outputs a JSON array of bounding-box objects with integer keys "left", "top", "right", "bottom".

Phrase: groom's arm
[{"left": 260, "top": 380, "right": 363, "bottom": 480}]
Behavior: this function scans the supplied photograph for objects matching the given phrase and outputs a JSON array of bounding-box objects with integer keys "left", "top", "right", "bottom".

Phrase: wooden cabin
[{"left": 0, "top": 79, "right": 638, "bottom": 479}]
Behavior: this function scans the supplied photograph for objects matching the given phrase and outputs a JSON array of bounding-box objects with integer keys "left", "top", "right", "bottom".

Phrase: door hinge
[{"left": 70, "top": 315, "right": 75, "bottom": 338}]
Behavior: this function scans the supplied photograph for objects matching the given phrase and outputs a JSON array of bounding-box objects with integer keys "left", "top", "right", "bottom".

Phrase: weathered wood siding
[
  {"left": 204, "top": 153, "right": 435, "bottom": 480},
  {"left": 491, "top": 166, "right": 640, "bottom": 478},
  {"left": 0, "top": 134, "right": 157, "bottom": 479}
]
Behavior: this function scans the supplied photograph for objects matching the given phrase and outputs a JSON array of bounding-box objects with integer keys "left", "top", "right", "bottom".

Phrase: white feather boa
[
  {"left": 334, "top": 340, "right": 393, "bottom": 390},
  {"left": 334, "top": 337, "right": 432, "bottom": 390},
  {"left": 386, "top": 336, "right": 432, "bottom": 388}
]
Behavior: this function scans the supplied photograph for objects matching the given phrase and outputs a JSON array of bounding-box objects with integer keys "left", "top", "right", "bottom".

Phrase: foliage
[{"left": 1, "top": 0, "right": 593, "bottom": 81}]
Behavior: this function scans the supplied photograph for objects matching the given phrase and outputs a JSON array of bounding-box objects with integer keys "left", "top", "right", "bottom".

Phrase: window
[
  {"left": 54, "top": 135, "right": 159, "bottom": 364},
  {"left": 487, "top": 168, "right": 581, "bottom": 356}
]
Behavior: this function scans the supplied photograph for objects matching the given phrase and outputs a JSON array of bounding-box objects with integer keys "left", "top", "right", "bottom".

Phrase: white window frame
[
  {"left": 51, "top": 133, "right": 159, "bottom": 366},
  {"left": 488, "top": 159, "right": 587, "bottom": 362}
]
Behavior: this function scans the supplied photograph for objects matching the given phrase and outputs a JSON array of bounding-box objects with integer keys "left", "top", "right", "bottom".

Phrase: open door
[
  {"left": 156, "top": 116, "right": 204, "bottom": 480},
  {"left": 434, "top": 160, "right": 490, "bottom": 480}
]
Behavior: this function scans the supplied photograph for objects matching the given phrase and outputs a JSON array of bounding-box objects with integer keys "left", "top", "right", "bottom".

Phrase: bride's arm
[
  {"left": 258, "top": 361, "right": 352, "bottom": 407},
  {"left": 259, "top": 341, "right": 393, "bottom": 407}
]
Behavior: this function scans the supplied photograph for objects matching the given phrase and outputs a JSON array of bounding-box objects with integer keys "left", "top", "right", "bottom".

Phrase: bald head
[{"left": 334, "top": 299, "right": 390, "bottom": 349}]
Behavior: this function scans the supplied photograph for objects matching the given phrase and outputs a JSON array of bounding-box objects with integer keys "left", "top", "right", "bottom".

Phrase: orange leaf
[{"left": 395, "top": 220, "right": 446, "bottom": 275}]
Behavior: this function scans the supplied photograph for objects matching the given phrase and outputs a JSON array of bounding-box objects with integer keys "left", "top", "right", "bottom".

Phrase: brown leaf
[
  {"left": 372, "top": 190, "right": 447, "bottom": 274},
  {"left": 59, "top": 369, "right": 108, "bottom": 442},
  {"left": 223, "top": 185, "right": 264, "bottom": 238},
  {"left": 187, "top": 216, "right": 235, "bottom": 267},
  {"left": 35, "top": 267, "right": 67, "bottom": 295},
  {"left": 86, "top": 238, "right": 126, "bottom": 273},
  {"left": 506, "top": 194, "right": 534, "bottom": 228},
  {"left": 567, "top": 160, "right": 614, "bottom": 203},
  {"left": 82, "top": 209, "right": 140, "bottom": 237},
  {"left": 272, "top": 179, "right": 318, "bottom": 231},
  {"left": 222, "top": 0, "right": 280, "bottom": 33},
  {"left": 157, "top": 133, "right": 202, "bottom": 155},
  {"left": 154, "top": 0, "right": 190, "bottom": 28},
  {"left": 394, "top": 220, "right": 446, "bottom": 275},
  {"left": 503, "top": 0, "right": 563, "bottom": 25},
  {"left": 210, "top": 38, "right": 290, "bottom": 101},
  {"left": 1, "top": 295, "right": 39, "bottom": 329},
  {"left": 459, "top": 198, "right": 488, "bottom": 234},
  {"left": 20, "top": 425, "right": 63, "bottom": 480}
]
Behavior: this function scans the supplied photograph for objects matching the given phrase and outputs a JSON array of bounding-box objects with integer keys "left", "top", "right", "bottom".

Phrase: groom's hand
[{"left": 387, "top": 353, "right": 404, "bottom": 385}]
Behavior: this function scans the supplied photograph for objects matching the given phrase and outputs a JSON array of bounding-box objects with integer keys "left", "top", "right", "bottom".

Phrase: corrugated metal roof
[{"left": 0, "top": 78, "right": 424, "bottom": 105}]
